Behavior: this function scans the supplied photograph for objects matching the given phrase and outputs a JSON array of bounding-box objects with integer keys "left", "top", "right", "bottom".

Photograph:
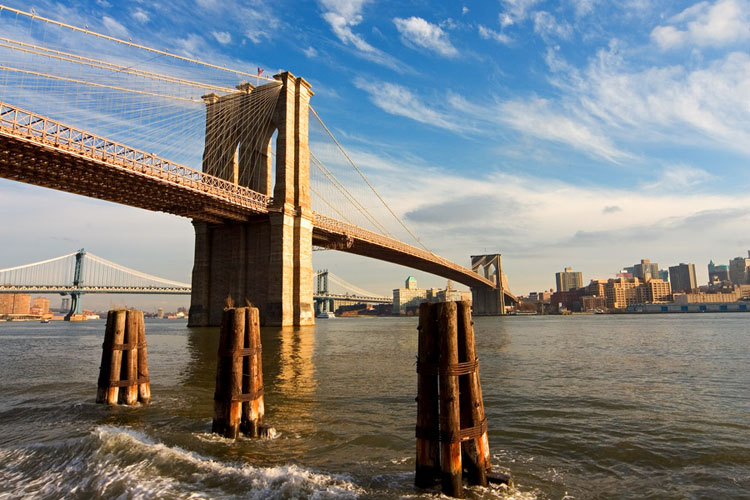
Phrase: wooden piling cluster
[
  {"left": 415, "top": 301, "right": 496, "bottom": 498},
  {"left": 96, "top": 310, "right": 150, "bottom": 405},
  {"left": 212, "top": 306, "right": 265, "bottom": 439}
]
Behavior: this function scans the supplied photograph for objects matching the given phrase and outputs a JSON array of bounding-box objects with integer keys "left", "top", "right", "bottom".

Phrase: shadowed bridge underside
[{"left": 0, "top": 102, "right": 513, "bottom": 298}]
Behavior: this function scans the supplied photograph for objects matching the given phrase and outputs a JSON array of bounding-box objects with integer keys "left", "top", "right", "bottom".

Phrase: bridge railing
[
  {"left": 312, "top": 213, "right": 496, "bottom": 288},
  {"left": 0, "top": 285, "right": 191, "bottom": 294},
  {"left": 0, "top": 102, "right": 269, "bottom": 212}
]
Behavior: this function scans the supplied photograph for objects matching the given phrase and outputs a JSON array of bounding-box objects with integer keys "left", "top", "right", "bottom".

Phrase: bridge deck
[
  {"left": 312, "top": 215, "right": 499, "bottom": 290},
  {"left": 0, "top": 103, "right": 268, "bottom": 223},
  {"left": 0, "top": 285, "right": 191, "bottom": 294},
  {"left": 0, "top": 102, "right": 510, "bottom": 296}
]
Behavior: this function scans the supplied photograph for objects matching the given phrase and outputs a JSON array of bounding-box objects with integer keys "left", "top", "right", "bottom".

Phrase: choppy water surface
[{"left": 0, "top": 314, "right": 748, "bottom": 499}]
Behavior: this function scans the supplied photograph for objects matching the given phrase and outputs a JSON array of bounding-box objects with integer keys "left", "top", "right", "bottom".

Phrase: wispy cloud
[
  {"left": 354, "top": 76, "right": 630, "bottom": 162},
  {"left": 497, "top": 97, "right": 631, "bottom": 162},
  {"left": 211, "top": 31, "right": 231, "bottom": 45},
  {"left": 131, "top": 8, "right": 149, "bottom": 24},
  {"left": 393, "top": 17, "right": 458, "bottom": 57},
  {"left": 353, "top": 78, "right": 464, "bottom": 132},
  {"left": 559, "top": 47, "right": 750, "bottom": 155},
  {"left": 651, "top": 0, "right": 750, "bottom": 50},
  {"left": 500, "top": 0, "right": 542, "bottom": 24},
  {"left": 478, "top": 25, "right": 513, "bottom": 44},
  {"left": 533, "top": 11, "right": 572, "bottom": 41},
  {"left": 571, "top": 0, "right": 598, "bottom": 17},
  {"left": 101, "top": 16, "right": 128, "bottom": 38},
  {"left": 644, "top": 164, "right": 715, "bottom": 192},
  {"left": 318, "top": 0, "right": 404, "bottom": 71}
]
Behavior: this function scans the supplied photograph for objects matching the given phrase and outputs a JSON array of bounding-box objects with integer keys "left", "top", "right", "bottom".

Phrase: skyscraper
[
  {"left": 555, "top": 267, "right": 582, "bottom": 292},
  {"left": 728, "top": 252, "right": 750, "bottom": 285},
  {"left": 669, "top": 263, "right": 697, "bottom": 293},
  {"left": 708, "top": 260, "right": 730, "bottom": 284},
  {"left": 633, "top": 259, "right": 659, "bottom": 281}
]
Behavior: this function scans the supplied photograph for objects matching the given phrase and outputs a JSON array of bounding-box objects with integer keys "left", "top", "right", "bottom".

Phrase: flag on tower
[{"left": 257, "top": 67, "right": 264, "bottom": 77}]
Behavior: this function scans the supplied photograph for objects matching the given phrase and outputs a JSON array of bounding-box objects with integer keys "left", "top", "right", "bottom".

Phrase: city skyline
[{"left": 1, "top": 0, "right": 749, "bottom": 304}]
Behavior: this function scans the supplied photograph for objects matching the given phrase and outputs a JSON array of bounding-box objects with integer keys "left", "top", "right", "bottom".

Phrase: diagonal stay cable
[
  {"left": 309, "top": 151, "right": 393, "bottom": 237},
  {"left": 310, "top": 185, "right": 355, "bottom": 225},
  {"left": 310, "top": 105, "right": 429, "bottom": 252},
  {"left": 0, "top": 5, "right": 275, "bottom": 82}
]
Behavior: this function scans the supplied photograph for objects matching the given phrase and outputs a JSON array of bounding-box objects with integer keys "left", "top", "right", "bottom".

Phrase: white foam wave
[{"left": 92, "top": 425, "right": 365, "bottom": 499}]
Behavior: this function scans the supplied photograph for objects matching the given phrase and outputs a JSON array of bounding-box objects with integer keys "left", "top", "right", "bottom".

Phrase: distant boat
[
  {"left": 316, "top": 311, "right": 336, "bottom": 319},
  {"left": 40, "top": 319, "right": 50, "bottom": 323}
]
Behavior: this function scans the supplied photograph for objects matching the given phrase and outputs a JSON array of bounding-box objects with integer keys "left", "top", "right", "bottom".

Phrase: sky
[{"left": 1, "top": 0, "right": 749, "bottom": 310}]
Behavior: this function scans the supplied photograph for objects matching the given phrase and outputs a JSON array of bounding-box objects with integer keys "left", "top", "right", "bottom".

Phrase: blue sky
[{"left": 1, "top": 0, "right": 749, "bottom": 309}]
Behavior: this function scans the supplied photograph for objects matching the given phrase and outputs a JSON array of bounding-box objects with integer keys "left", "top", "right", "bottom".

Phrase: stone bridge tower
[
  {"left": 189, "top": 72, "right": 315, "bottom": 327},
  {"left": 470, "top": 254, "right": 507, "bottom": 315}
]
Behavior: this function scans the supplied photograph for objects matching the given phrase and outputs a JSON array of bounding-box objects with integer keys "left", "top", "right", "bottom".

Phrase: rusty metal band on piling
[
  {"left": 415, "top": 418, "right": 488, "bottom": 443},
  {"left": 416, "top": 358, "right": 479, "bottom": 376}
]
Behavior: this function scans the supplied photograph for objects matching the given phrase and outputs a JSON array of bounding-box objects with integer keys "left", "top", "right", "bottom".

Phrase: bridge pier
[{"left": 188, "top": 72, "right": 315, "bottom": 327}]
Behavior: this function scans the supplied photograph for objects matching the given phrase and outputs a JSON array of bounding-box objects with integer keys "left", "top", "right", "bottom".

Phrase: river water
[{"left": 0, "top": 314, "right": 747, "bottom": 499}]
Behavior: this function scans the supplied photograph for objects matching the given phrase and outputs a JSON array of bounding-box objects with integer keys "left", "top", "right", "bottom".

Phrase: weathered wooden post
[
  {"left": 457, "top": 301, "right": 488, "bottom": 486},
  {"left": 414, "top": 300, "right": 510, "bottom": 497},
  {"left": 136, "top": 311, "right": 151, "bottom": 405},
  {"left": 97, "top": 310, "right": 126, "bottom": 404},
  {"left": 119, "top": 310, "right": 140, "bottom": 405},
  {"left": 437, "top": 301, "right": 463, "bottom": 498},
  {"left": 213, "top": 306, "right": 268, "bottom": 439},
  {"left": 213, "top": 307, "right": 244, "bottom": 439},
  {"left": 241, "top": 306, "right": 264, "bottom": 437},
  {"left": 415, "top": 302, "right": 440, "bottom": 487},
  {"left": 97, "top": 309, "right": 150, "bottom": 406}
]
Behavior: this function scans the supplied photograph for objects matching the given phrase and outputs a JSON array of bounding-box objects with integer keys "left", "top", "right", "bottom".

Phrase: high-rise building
[
  {"left": 602, "top": 277, "right": 671, "bottom": 309},
  {"left": 669, "top": 263, "right": 697, "bottom": 293},
  {"left": 658, "top": 269, "right": 669, "bottom": 282},
  {"left": 728, "top": 252, "right": 750, "bottom": 285},
  {"left": 555, "top": 267, "right": 582, "bottom": 292},
  {"left": 604, "top": 277, "right": 641, "bottom": 309},
  {"left": 708, "top": 260, "right": 730, "bottom": 284},
  {"left": 633, "top": 259, "right": 659, "bottom": 281},
  {"left": 585, "top": 279, "right": 608, "bottom": 297},
  {"left": 644, "top": 279, "right": 671, "bottom": 303}
]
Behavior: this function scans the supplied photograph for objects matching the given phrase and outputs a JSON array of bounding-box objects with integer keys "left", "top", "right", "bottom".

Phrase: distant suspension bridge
[
  {"left": 0, "top": 251, "right": 391, "bottom": 319},
  {"left": 0, "top": 249, "right": 191, "bottom": 318},
  {"left": 314, "top": 270, "right": 391, "bottom": 314}
]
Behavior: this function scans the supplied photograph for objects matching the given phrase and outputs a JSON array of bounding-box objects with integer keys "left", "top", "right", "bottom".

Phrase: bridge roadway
[
  {"left": 0, "top": 285, "right": 191, "bottom": 294},
  {"left": 0, "top": 102, "right": 515, "bottom": 299}
]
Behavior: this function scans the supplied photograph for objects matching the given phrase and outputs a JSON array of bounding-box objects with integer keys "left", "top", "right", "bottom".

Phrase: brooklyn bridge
[{"left": 0, "top": 5, "right": 515, "bottom": 326}]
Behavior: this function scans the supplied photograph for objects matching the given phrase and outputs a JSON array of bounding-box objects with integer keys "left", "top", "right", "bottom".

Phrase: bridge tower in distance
[
  {"left": 64, "top": 248, "right": 86, "bottom": 321},
  {"left": 470, "top": 254, "right": 506, "bottom": 316},
  {"left": 316, "top": 269, "right": 329, "bottom": 295},
  {"left": 189, "top": 72, "right": 315, "bottom": 327}
]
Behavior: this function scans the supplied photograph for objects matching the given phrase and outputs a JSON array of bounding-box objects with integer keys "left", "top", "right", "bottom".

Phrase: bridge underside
[{"left": 0, "top": 133, "right": 261, "bottom": 224}]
